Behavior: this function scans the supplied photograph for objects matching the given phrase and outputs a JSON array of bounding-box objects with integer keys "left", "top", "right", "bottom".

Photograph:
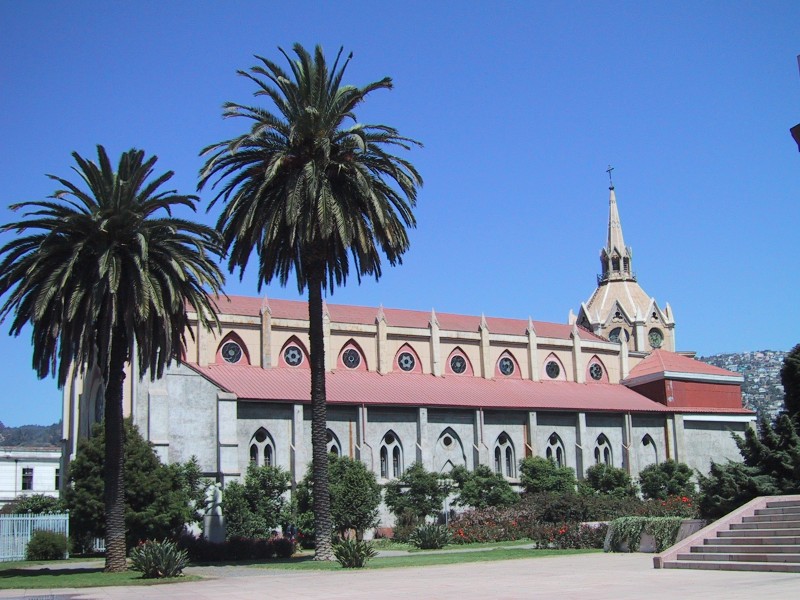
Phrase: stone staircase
[{"left": 654, "top": 495, "right": 800, "bottom": 572}]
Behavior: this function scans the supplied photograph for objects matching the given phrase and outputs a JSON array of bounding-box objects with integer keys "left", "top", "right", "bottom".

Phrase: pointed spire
[
  {"left": 598, "top": 174, "right": 635, "bottom": 284},
  {"left": 376, "top": 304, "right": 386, "bottom": 323},
  {"left": 429, "top": 308, "right": 439, "bottom": 327},
  {"left": 607, "top": 186, "right": 627, "bottom": 255},
  {"left": 260, "top": 295, "right": 271, "bottom": 316}
]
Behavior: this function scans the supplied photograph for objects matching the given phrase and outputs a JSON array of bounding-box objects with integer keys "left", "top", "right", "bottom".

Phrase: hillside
[
  {"left": 0, "top": 421, "right": 61, "bottom": 447},
  {"left": 698, "top": 350, "right": 786, "bottom": 421}
]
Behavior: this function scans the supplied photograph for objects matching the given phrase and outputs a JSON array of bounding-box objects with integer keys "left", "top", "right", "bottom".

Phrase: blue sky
[{"left": 1, "top": 1, "right": 798, "bottom": 426}]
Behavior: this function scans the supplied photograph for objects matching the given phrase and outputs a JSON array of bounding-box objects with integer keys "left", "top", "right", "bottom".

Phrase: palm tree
[
  {"left": 199, "top": 44, "right": 422, "bottom": 560},
  {"left": 0, "top": 146, "right": 224, "bottom": 572}
]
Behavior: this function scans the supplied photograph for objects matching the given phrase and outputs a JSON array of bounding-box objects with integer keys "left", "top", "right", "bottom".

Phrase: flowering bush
[{"left": 635, "top": 495, "right": 698, "bottom": 519}]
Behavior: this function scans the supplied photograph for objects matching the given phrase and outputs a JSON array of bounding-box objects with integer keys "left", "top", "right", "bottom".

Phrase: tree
[
  {"left": 449, "top": 465, "right": 519, "bottom": 509},
  {"left": 64, "top": 420, "right": 207, "bottom": 550},
  {"left": 7, "top": 494, "right": 64, "bottom": 515},
  {"left": 198, "top": 44, "right": 422, "bottom": 560},
  {"left": 637, "top": 460, "right": 696, "bottom": 500},
  {"left": 222, "top": 462, "right": 291, "bottom": 539},
  {"left": 782, "top": 343, "right": 800, "bottom": 420},
  {"left": 0, "top": 146, "right": 223, "bottom": 571},
  {"left": 384, "top": 463, "right": 447, "bottom": 522},
  {"left": 582, "top": 464, "right": 638, "bottom": 497},
  {"left": 296, "top": 454, "right": 382, "bottom": 539},
  {"left": 519, "top": 456, "right": 577, "bottom": 494},
  {"left": 697, "top": 415, "right": 800, "bottom": 519}
]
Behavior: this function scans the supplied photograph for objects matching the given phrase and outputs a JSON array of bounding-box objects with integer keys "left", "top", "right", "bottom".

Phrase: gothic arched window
[
  {"left": 594, "top": 434, "right": 613, "bottom": 466},
  {"left": 249, "top": 427, "right": 275, "bottom": 467},
  {"left": 380, "top": 431, "right": 403, "bottom": 479},
  {"left": 546, "top": 433, "right": 566, "bottom": 468},
  {"left": 494, "top": 432, "right": 515, "bottom": 477}
]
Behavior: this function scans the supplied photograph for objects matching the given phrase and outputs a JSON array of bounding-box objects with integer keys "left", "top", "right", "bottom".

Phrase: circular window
[
  {"left": 221, "top": 341, "right": 243, "bottom": 364},
  {"left": 609, "top": 327, "right": 628, "bottom": 343},
  {"left": 545, "top": 361, "right": 560, "bottom": 379},
  {"left": 384, "top": 433, "right": 395, "bottom": 444},
  {"left": 498, "top": 357, "right": 514, "bottom": 376},
  {"left": 398, "top": 352, "right": 415, "bottom": 372},
  {"left": 254, "top": 429, "right": 267, "bottom": 443},
  {"left": 326, "top": 430, "right": 333, "bottom": 443},
  {"left": 499, "top": 433, "right": 509, "bottom": 445},
  {"left": 450, "top": 355, "right": 467, "bottom": 374},
  {"left": 442, "top": 435, "right": 452, "bottom": 447},
  {"left": 589, "top": 363, "right": 603, "bottom": 381},
  {"left": 648, "top": 328, "right": 664, "bottom": 349},
  {"left": 284, "top": 345, "right": 303, "bottom": 366},
  {"left": 342, "top": 348, "right": 361, "bottom": 369}
]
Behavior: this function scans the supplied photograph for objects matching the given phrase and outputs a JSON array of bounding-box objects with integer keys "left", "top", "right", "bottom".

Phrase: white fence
[{"left": 0, "top": 512, "right": 69, "bottom": 562}]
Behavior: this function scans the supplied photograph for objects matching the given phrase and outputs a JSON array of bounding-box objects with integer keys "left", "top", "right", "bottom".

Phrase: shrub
[
  {"left": 583, "top": 464, "right": 638, "bottom": 497},
  {"left": 223, "top": 462, "right": 291, "bottom": 540},
  {"left": 526, "top": 522, "right": 609, "bottom": 549},
  {"left": 385, "top": 463, "right": 448, "bottom": 521},
  {"left": 391, "top": 509, "right": 423, "bottom": 542},
  {"left": 26, "top": 529, "right": 68, "bottom": 560},
  {"left": 11, "top": 494, "right": 65, "bottom": 515},
  {"left": 638, "top": 460, "right": 696, "bottom": 500},
  {"left": 607, "top": 516, "right": 683, "bottom": 553},
  {"left": 408, "top": 524, "right": 450, "bottom": 549},
  {"left": 450, "top": 465, "right": 519, "bottom": 509},
  {"left": 178, "top": 534, "right": 296, "bottom": 562},
  {"left": 294, "top": 454, "right": 381, "bottom": 540},
  {"left": 130, "top": 539, "right": 189, "bottom": 578},
  {"left": 519, "top": 457, "right": 576, "bottom": 494},
  {"left": 332, "top": 538, "right": 377, "bottom": 568}
]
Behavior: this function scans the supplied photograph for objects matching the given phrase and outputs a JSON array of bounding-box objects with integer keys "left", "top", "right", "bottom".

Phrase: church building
[{"left": 61, "top": 184, "right": 754, "bottom": 511}]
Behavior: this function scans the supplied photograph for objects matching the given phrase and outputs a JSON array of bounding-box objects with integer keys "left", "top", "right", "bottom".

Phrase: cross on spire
[{"left": 606, "top": 165, "right": 615, "bottom": 190}]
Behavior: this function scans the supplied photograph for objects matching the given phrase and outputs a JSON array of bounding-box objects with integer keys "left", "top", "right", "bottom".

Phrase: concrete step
[
  {"left": 698, "top": 544, "right": 800, "bottom": 554},
  {"left": 743, "top": 513, "right": 800, "bottom": 523},
  {"left": 718, "top": 528, "right": 800, "bottom": 538},
  {"left": 712, "top": 535, "right": 800, "bottom": 545},
  {"left": 731, "top": 520, "right": 800, "bottom": 530},
  {"left": 679, "top": 552, "right": 800, "bottom": 563},
  {"left": 663, "top": 560, "right": 800, "bottom": 573},
  {"left": 766, "top": 499, "right": 800, "bottom": 509},
  {"left": 755, "top": 506, "right": 800, "bottom": 516}
]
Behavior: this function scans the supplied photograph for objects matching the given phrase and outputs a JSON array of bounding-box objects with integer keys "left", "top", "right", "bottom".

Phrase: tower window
[
  {"left": 221, "top": 341, "right": 243, "bottom": 364},
  {"left": 499, "top": 357, "right": 514, "bottom": 376},
  {"left": 545, "top": 361, "right": 560, "bottom": 379},
  {"left": 398, "top": 352, "right": 416, "bottom": 372},
  {"left": 284, "top": 345, "right": 303, "bottom": 366}
]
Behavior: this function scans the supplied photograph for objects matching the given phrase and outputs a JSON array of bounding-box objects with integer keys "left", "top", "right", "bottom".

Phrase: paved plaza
[{"left": 1, "top": 553, "right": 798, "bottom": 600}]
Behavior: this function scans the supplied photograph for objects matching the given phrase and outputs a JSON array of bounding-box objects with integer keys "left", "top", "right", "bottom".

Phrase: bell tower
[{"left": 576, "top": 173, "right": 675, "bottom": 354}]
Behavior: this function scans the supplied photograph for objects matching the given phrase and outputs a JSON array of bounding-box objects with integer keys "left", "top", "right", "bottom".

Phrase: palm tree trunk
[
  {"left": 103, "top": 331, "right": 128, "bottom": 572},
  {"left": 308, "top": 267, "right": 333, "bottom": 560}
]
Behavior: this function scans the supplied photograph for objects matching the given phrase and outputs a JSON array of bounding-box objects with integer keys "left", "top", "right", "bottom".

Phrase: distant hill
[
  {"left": 0, "top": 421, "right": 61, "bottom": 447},
  {"left": 698, "top": 350, "right": 786, "bottom": 421}
]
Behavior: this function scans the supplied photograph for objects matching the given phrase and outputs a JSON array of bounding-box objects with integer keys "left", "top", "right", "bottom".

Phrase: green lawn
[
  {"left": 254, "top": 547, "right": 598, "bottom": 571},
  {"left": 0, "top": 560, "right": 200, "bottom": 590}
]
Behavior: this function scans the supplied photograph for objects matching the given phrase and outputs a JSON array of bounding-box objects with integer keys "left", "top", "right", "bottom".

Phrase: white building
[{"left": 0, "top": 446, "right": 61, "bottom": 508}]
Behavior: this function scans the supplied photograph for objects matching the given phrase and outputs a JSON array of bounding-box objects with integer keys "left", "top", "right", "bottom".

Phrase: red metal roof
[
  {"left": 185, "top": 362, "right": 686, "bottom": 413},
  {"left": 626, "top": 350, "right": 741, "bottom": 380},
  {"left": 197, "top": 295, "right": 604, "bottom": 342}
]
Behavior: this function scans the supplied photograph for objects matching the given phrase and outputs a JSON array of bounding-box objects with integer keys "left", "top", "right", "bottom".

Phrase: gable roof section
[
  {"left": 183, "top": 361, "right": 752, "bottom": 414},
  {"left": 624, "top": 350, "right": 744, "bottom": 386}
]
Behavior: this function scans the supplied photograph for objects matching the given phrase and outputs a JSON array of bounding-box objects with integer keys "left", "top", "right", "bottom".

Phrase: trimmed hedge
[{"left": 179, "top": 535, "right": 295, "bottom": 562}]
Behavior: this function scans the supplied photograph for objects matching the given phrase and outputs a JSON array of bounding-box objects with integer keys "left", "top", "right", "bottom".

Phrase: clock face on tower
[{"left": 648, "top": 328, "right": 664, "bottom": 349}]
